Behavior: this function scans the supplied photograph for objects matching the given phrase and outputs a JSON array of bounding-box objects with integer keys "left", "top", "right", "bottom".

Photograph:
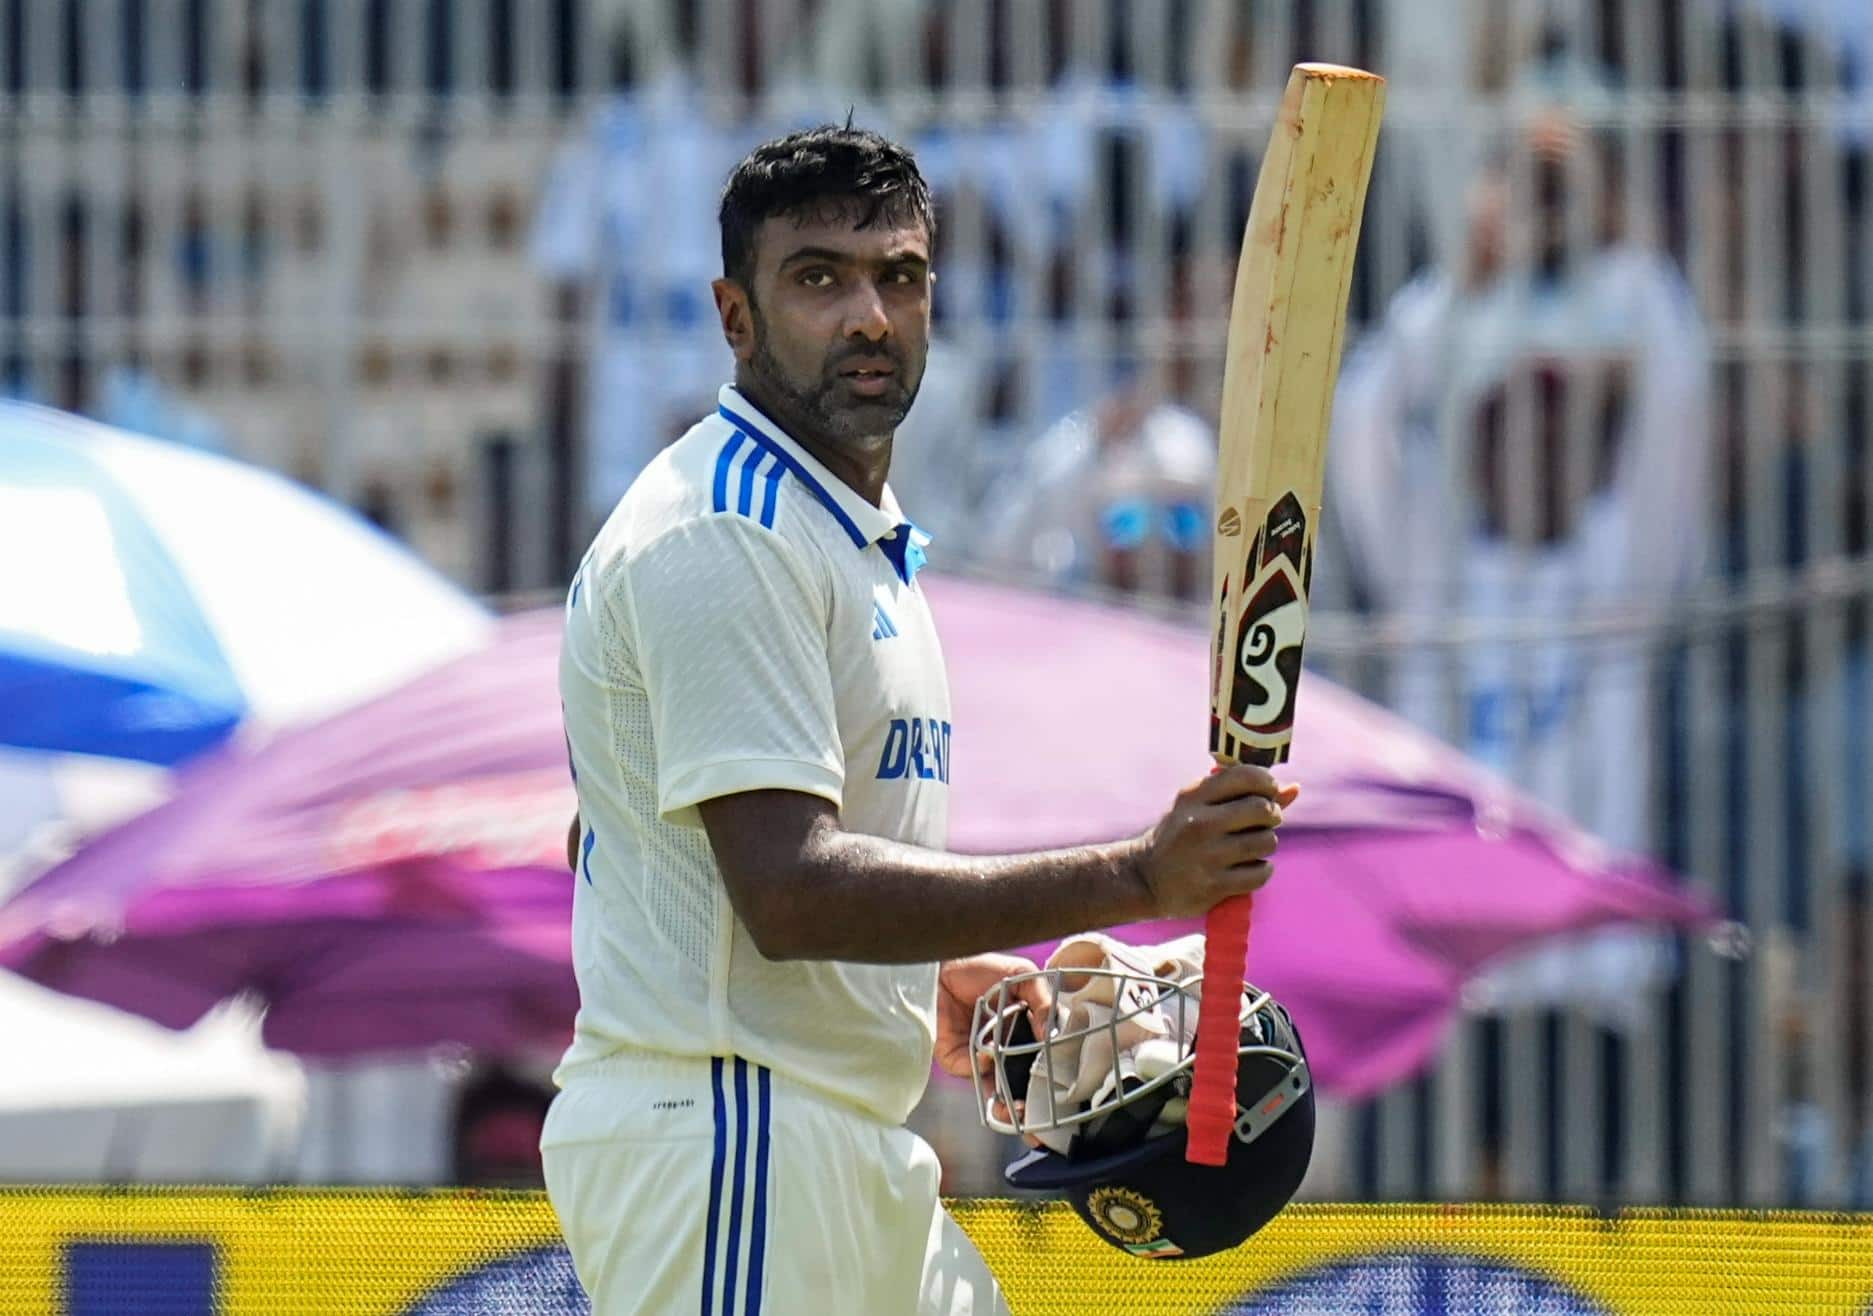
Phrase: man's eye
[{"left": 799, "top": 269, "right": 835, "bottom": 288}]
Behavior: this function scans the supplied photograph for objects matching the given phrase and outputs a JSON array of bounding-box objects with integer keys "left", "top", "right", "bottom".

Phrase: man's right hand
[{"left": 1133, "top": 764, "right": 1299, "bottom": 918}]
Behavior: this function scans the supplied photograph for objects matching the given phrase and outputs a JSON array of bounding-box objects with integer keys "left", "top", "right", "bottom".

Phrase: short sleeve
[{"left": 623, "top": 516, "right": 845, "bottom": 818}]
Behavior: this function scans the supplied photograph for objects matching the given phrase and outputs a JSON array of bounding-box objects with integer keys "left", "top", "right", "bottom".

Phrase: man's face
[{"left": 719, "top": 204, "right": 932, "bottom": 446}]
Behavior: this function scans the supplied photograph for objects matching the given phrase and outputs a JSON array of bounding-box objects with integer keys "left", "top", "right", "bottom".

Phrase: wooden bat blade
[
  {"left": 1190, "top": 63, "right": 1385, "bottom": 1170},
  {"left": 1210, "top": 63, "right": 1385, "bottom": 766}
]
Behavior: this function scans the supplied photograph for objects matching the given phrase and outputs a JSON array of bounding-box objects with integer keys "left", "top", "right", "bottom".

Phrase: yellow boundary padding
[
  {"left": 954, "top": 1200, "right": 1873, "bottom": 1314},
  {"left": 2, "top": 1189, "right": 1871, "bottom": 1314},
  {"left": 0, "top": 1188, "right": 565, "bottom": 1315}
]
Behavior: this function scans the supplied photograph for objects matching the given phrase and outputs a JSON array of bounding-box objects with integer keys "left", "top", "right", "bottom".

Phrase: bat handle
[{"left": 1187, "top": 891, "right": 1253, "bottom": 1166}]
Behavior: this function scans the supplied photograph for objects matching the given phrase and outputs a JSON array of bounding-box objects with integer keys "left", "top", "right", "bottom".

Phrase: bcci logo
[{"left": 1086, "top": 1187, "right": 1182, "bottom": 1259}]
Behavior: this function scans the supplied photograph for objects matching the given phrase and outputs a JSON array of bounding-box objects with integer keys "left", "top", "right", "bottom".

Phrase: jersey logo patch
[{"left": 872, "top": 601, "right": 898, "bottom": 640}]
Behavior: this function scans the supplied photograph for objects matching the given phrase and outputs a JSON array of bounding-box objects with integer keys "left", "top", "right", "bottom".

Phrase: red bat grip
[{"left": 1187, "top": 891, "right": 1253, "bottom": 1165}]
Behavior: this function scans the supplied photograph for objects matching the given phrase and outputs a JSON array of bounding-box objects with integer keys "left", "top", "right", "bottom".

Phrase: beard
[{"left": 745, "top": 304, "right": 922, "bottom": 444}]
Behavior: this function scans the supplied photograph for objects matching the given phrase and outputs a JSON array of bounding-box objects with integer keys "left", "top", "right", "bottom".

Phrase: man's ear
[{"left": 712, "top": 278, "right": 755, "bottom": 362}]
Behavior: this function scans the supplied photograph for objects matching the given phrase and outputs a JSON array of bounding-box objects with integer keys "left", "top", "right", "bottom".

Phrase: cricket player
[{"left": 548, "top": 126, "right": 1295, "bottom": 1315}]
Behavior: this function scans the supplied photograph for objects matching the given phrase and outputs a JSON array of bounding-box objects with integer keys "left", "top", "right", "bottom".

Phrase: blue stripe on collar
[
  {"left": 878, "top": 523, "right": 929, "bottom": 584},
  {"left": 717, "top": 402, "right": 867, "bottom": 549}
]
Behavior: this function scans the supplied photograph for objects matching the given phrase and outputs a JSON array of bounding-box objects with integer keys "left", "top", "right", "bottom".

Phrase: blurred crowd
[{"left": 3, "top": 0, "right": 1872, "bottom": 1202}]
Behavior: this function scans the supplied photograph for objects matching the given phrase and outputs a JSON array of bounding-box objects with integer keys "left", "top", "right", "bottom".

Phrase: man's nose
[{"left": 843, "top": 281, "right": 891, "bottom": 341}]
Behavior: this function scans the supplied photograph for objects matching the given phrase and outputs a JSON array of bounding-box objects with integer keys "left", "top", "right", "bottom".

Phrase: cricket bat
[{"left": 1187, "top": 63, "right": 1385, "bottom": 1168}]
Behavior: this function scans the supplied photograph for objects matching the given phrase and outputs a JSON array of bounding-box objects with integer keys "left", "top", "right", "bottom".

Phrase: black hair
[{"left": 718, "top": 124, "right": 934, "bottom": 289}]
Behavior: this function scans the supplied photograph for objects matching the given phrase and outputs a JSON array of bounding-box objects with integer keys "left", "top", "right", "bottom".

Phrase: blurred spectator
[
  {"left": 1325, "top": 65, "right": 1717, "bottom": 1202},
  {"left": 979, "top": 373, "right": 1212, "bottom": 603},
  {"left": 1326, "top": 66, "right": 1713, "bottom": 1032},
  {"left": 451, "top": 1063, "right": 554, "bottom": 1188},
  {"left": 1329, "top": 82, "right": 1711, "bottom": 864},
  {"left": 1022, "top": 6, "right": 1207, "bottom": 431},
  {"left": 907, "top": 0, "right": 1207, "bottom": 438},
  {"left": 531, "top": 49, "right": 740, "bottom": 525}
]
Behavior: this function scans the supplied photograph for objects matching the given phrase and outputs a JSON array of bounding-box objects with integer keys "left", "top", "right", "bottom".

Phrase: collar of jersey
[{"left": 717, "top": 385, "right": 909, "bottom": 552}]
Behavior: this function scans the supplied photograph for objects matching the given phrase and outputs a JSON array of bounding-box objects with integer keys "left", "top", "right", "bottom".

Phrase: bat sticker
[{"left": 1224, "top": 493, "right": 1311, "bottom": 759}]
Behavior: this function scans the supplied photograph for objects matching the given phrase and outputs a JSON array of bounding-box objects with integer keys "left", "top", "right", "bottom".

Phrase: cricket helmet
[{"left": 969, "top": 934, "right": 1313, "bottom": 1260}]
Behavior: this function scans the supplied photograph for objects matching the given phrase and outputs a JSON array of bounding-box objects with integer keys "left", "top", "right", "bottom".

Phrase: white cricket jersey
[{"left": 557, "top": 384, "right": 951, "bottom": 1126}]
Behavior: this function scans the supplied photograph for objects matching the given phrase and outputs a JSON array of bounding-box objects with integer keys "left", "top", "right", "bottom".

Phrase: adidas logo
[{"left": 872, "top": 601, "right": 899, "bottom": 641}]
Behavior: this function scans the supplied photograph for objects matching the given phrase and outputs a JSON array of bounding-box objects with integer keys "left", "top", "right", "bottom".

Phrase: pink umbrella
[
  {"left": 939, "top": 578, "right": 1711, "bottom": 1096},
  {"left": 0, "top": 610, "right": 574, "bottom": 1057},
  {"left": 0, "top": 580, "right": 1712, "bottom": 1089}
]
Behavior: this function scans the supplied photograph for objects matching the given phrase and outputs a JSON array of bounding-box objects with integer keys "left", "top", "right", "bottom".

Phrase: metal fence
[{"left": 3, "top": 0, "right": 1870, "bottom": 1207}]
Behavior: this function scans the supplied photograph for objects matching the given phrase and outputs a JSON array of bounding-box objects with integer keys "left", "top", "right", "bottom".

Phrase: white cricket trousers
[{"left": 541, "top": 1049, "right": 1011, "bottom": 1316}]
